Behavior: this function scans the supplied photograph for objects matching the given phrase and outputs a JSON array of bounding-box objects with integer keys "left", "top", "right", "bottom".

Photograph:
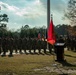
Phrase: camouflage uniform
[
  {"left": 43, "top": 39, "right": 47, "bottom": 54},
  {"left": 70, "top": 38, "right": 75, "bottom": 51},
  {"left": 23, "top": 38, "right": 27, "bottom": 53},
  {"left": 28, "top": 38, "right": 32, "bottom": 54},
  {"left": 32, "top": 38, "right": 37, "bottom": 53},
  {"left": 18, "top": 38, "right": 23, "bottom": 54},
  {"left": 0, "top": 37, "right": 2, "bottom": 54},
  {"left": 14, "top": 38, "right": 18, "bottom": 53},
  {"left": 48, "top": 43, "right": 52, "bottom": 54},
  {"left": 66, "top": 37, "right": 71, "bottom": 50},
  {"left": 37, "top": 39, "right": 41, "bottom": 54},
  {"left": 2, "top": 37, "right": 7, "bottom": 56},
  {"left": 75, "top": 38, "right": 76, "bottom": 51}
]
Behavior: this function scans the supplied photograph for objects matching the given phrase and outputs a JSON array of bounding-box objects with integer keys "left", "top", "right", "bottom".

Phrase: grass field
[{"left": 0, "top": 50, "right": 76, "bottom": 75}]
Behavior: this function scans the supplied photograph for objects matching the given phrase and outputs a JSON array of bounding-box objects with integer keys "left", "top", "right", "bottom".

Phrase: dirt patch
[{"left": 34, "top": 64, "right": 76, "bottom": 74}]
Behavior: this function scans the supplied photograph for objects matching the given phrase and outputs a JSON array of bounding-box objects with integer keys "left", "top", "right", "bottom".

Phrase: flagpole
[
  {"left": 47, "top": 0, "right": 50, "bottom": 50},
  {"left": 51, "top": 14, "right": 53, "bottom": 20},
  {"left": 47, "top": 0, "right": 50, "bottom": 29}
]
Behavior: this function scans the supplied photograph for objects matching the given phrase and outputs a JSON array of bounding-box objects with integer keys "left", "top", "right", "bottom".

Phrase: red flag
[{"left": 47, "top": 19, "right": 56, "bottom": 45}]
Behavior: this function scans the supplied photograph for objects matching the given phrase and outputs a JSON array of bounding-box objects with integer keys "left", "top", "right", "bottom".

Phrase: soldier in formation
[
  {"left": 65, "top": 36, "right": 76, "bottom": 51},
  {"left": 0, "top": 36, "right": 52, "bottom": 56}
]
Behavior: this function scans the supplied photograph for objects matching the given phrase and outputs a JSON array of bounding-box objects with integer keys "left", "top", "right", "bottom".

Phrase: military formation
[
  {"left": 0, "top": 36, "right": 76, "bottom": 57},
  {"left": 0, "top": 37, "right": 53, "bottom": 57},
  {"left": 65, "top": 37, "right": 76, "bottom": 51}
]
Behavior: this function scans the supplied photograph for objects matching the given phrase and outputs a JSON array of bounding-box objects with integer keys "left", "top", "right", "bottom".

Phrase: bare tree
[{"left": 65, "top": 0, "right": 76, "bottom": 37}]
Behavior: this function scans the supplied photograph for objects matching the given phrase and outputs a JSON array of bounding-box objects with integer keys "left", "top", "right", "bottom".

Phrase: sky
[{"left": 0, "top": 0, "right": 69, "bottom": 30}]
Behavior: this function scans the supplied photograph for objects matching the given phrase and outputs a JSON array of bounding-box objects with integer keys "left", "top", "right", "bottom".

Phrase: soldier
[
  {"left": 7, "top": 37, "right": 11, "bottom": 53},
  {"left": 1, "top": 37, "right": 7, "bottom": 56},
  {"left": 28, "top": 37, "right": 32, "bottom": 54},
  {"left": 18, "top": 38, "right": 23, "bottom": 54},
  {"left": 75, "top": 37, "right": 76, "bottom": 51},
  {"left": 32, "top": 38, "right": 37, "bottom": 54},
  {"left": 14, "top": 37, "right": 18, "bottom": 53},
  {"left": 48, "top": 43, "right": 52, "bottom": 54},
  {"left": 8, "top": 37, "right": 14, "bottom": 57},
  {"left": 43, "top": 38, "right": 47, "bottom": 54},
  {"left": 25, "top": 38, "right": 29, "bottom": 54},
  {"left": 23, "top": 37, "right": 27, "bottom": 54},
  {"left": 0, "top": 37, "right": 2, "bottom": 54},
  {"left": 66, "top": 37, "right": 71, "bottom": 50},
  {"left": 70, "top": 38, "right": 75, "bottom": 51},
  {"left": 37, "top": 39, "right": 42, "bottom": 54}
]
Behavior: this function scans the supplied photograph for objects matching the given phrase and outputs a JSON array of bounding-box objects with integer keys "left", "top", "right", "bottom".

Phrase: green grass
[{"left": 0, "top": 51, "right": 76, "bottom": 75}]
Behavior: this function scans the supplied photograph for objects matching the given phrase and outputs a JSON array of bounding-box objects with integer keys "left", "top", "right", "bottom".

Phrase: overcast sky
[{"left": 0, "top": 0, "right": 69, "bottom": 30}]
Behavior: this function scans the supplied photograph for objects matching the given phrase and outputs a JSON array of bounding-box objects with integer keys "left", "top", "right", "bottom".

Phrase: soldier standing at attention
[
  {"left": 66, "top": 37, "right": 71, "bottom": 50},
  {"left": 8, "top": 37, "right": 14, "bottom": 57},
  {"left": 1, "top": 37, "right": 7, "bottom": 56},
  {"left": 32, "top": 38, "right": 37, "bottom": 54},
  {"left": 75, "top": 37, "right": 76, "bottom": 51},
  {"left": 28, "top": 37, "right": 32, "bottom": 54},
  {"left": 23, "top": 37, "right": 27, "bottom": 54},
  {"left": 43, "top": 38, "right": 47, "bottom": 54},
  {"left": 0, "top": 37, "right": 2, "bottom": 54},
  {"left": 48, "top": 43, "right": 52, "bottom": 54},
  {"left": 18, "top": 38, "right": 23, "bottom": 54},
  {"left": 38, "top": 39, "right": 42, "bottom": 54}
]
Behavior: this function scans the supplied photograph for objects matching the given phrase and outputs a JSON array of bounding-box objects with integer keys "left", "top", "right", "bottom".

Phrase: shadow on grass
[
  {"left": 59, "top": 74, "right": 69, "bottom": 75},
  {"left": 58, "top": 60, "right": 76, "bottom": 67},
  {"left": 64, "top": 54, "right": 76, "bottom": 58},
  {"left": 25, "top": 52, "right": 52, "bottom": 55}
]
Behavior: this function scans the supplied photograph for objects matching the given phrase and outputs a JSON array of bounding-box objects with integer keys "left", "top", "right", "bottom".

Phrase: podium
[{"left": 54, "top": 43, "right": 65, "bottom": 61}]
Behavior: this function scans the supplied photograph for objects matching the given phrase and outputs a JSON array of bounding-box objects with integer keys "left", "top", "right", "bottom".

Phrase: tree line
[{"left": 0, "top": 24, "right": 76, "bottom": 38}]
